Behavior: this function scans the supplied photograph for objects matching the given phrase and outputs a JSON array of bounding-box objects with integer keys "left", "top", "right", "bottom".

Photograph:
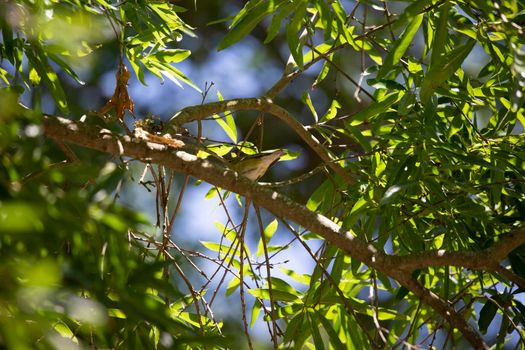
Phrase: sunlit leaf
[
  {"left": 218, "top": 0, "right": 288, "bottom": 50},
  {"left": 257, "top": 219, "right": 278, "bottom": 257},
  {"left": 420, "top": 39, "right": 476, "bottom": 103},
  {"left": 376, "top": 13, "right": 423, "bottom": 80},
  {"left": 286, "top": 1, "right": 308, "bottom": 68},
  {"left": 347, "top": 91, "right": 403, "bottom": 125},
  {"left": 214, "top": 90, "right": 238, "bottom": 143}
]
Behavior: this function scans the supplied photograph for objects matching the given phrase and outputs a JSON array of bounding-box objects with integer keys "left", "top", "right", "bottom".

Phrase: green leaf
[
  {"left": 320, "top": 99, "right": 341, "bottom": 122},
  {"left": 313, "top": 55, "right": 332, "bottom": 87},
  {"left": 280, "top": 150, "right": 301, "bottom": 161},
  {"left": 264, "top": 2, "right": 297, "bottom": 44},
  {"left": 128, "top": 50, "right": 146, "bottom": 85},
  {"left": 478, "top": 298, "right": 498, "bottom": 334},
  {"left": 302, "top": 42, "right": 332, "bottom": 65},
  {"left": 248, "top": 288, "right": 300, "bottom": 302},
  {"left": 331, "top": 1, "right": 357, "bottom": 49},
  {"left": 226, "top": 276, "right": 240, "bottom": 296},
  {"left": 343, "top": 197, "right": 370, "bottom": 229},
  {"left": 0, "top": 67, "right": 9, "bottom": 84},
  {"left": 26, "top": 45, "right": 69, "bottom": 113},
  {"left": 283, "top": 314, "right": 306, "bottom": 345},
  {"left": 29, "top": 68, "right": 41, "bottom": 86},
  {"left": 314, "top": 1, "right": 333, "bottom": 38},
  {"left": 308, "top": 311, "right": 325, "bottom": 350},
  {"left": 206, "top": 143, "right": 234, "bottom": 157},
  {"left": 301, "top": 91, "right": 318, "bottom": 122},
  {"left": 213, "top": 221, "right": 238, "bottom": 244},
  {"left": 218, "top": 0, "right": 286, "bottom": 50},
  {"left": 153, "top": 49, "right": 191, "bottom": 63},
  {"left": 347, "top": 91, "right": 403, "bottom": 126},
  {"left": 365, "top": 306, "right": 409, "bottom": 321},
  {"left": 201, "top": 241, "right": 239, "bottom": 257},
  {"left": 509, "top": 252, "right": 525, "bottom": 279},
  {"left": 306, "top": 179, "right": 333, "bottom": 211},
  {"left": 257, "top": 219, "right": 278, "bottom": 257},
  {"left": 204, "top": 187, "right": 220, "bottom": 199},
  {"left": 395, "top": 286, "right": 410, "bottom": 301},
  {"left": 269, "top": 277, "right": 301, "bottom": 296},
  {"left": 429, "top": 2, "right": 451, "bottom": 68},
  {"left": 513, "top": 300, "right": 525, "bottom": 326},
  {"left": 146, "top": 59, "right": 200, "bottom": 91},
  {"left": 214, "top": 91, "right": 238, "bottom": 143},
  {"left": 286, "top": 1, "right": 308, "bottom": 69},
  {"left": 376, "top": 13, "right": 423, "bottom": 80},
  {"left": 279, "top": 267, "right": 310, "bottom": 285},
  {"left": 420, "top": 39, "right": 476, "bottom": 103},
  {"left": 318, "top": 312, "right": 345, "bottom": 350},
  {"left": 345, "top": 124, "right": 371, "bottom": 153},
  {"left": 380, "top": 183, "right": 418, "bottom": 205},
  {"left": 250, "top": 299, "right": 262, "bottom": 327},
  {"left": 237, "top": 141, "right": 258, "bottom": 155},
  {"left": 393, "top": 0, "right": 433, "bottom": 31},
  {"left": 48, "top": 53, "right": 85, "bottom": 85}
]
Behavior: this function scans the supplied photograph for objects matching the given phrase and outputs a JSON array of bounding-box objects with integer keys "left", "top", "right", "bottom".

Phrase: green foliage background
[{"left": 1, "top": 0, "right": 525, "bottom": 349}]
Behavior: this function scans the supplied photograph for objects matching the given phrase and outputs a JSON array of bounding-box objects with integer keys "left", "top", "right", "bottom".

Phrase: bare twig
[
  {"left": 239, "top": 200, "right": 254, "bottom": 350},
  {"left": 255, "top": 206, "right": 280, "bottom": 349}
]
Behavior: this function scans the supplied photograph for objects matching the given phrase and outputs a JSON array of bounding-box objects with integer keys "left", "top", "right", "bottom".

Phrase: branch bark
[
  {"left": 393, "top": 227, "right": 525, "bottom": 272},
  {"left": 43, "top": 115, "right": 501, "bottom": 349},
  {"left": 168, "top": 97, "right": 354, "bottom": 185}
]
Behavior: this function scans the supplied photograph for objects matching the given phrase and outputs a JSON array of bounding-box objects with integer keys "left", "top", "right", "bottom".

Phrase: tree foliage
[{"left": 2, "top": 0, "right": 525, "bottom": 349}]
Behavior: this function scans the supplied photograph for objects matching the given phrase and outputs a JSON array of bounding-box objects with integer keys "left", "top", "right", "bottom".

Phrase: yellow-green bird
[{"left": 230, "top": 150, "right": 285, "bottom": 181}]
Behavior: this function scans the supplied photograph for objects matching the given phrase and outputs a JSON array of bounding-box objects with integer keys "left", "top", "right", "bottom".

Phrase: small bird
[{"left": 230, "top": 150, "right": 285, "bottom": 181}]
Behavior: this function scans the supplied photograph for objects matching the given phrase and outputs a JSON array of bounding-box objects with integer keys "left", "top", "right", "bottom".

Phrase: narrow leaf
[
  {"left": 420, "top": 39, "right": 475, "bottom": 103},
  {"left": 308, "top": 311, "right": 325, "bottom": 350},
  {"left": 348, "top": 91, "right": 402, "bottom": 125},
  {"left": 478, "top": 299, "right": 498, "bottom": 334},
  {"left": 218, "top": 0, "right": 285, "bottom": 50},
  {"left": 301, "top": 91, "right": 318, "bottom": 122},
  {"left": 377, "top": 13, "right": 424, "bottom": 80},
  {"left": 257, "top": 219, "right": 278, "bottom": 257},
  {"left": 320, "top": 99, "right": 340, "bottom": 122},
  {"left": 286, "top": 1, "right": 308, "bottom": 68},
  {"left": 214, "top": 91, "right": 237, "bottom": 143},
  {"left": 430, "top": 2, "right": 451, "bottom": 67},
  {"left": 226, "top": 276, "right": 240, "bottom": 296},
  {"left": 318, "top": 313, "right": 345, "bottom": 350},
  {"left": 26, "top": 46, "right": 69, "bottom": 113},
  {"left": 250, "top": 299, "right": 262, "bottom": 327}
]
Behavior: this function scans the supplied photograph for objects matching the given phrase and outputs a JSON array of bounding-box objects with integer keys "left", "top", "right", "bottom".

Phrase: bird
[{"left": 230, "top": 149, "right": 285, "bottom": 181}]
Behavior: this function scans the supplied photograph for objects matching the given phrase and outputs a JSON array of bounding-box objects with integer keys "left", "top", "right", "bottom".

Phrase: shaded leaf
[{"left": 478, "top": 298, "right": 498, "bottom": 334}]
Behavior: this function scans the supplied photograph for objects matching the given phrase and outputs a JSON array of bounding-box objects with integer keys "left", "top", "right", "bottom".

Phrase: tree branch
[
  {"left": 395, "top": 274, "right": 487, "bottom": 350},
  {"left": 42, "top": 115, "right": 488, "bottom": 349},
  {"left": 168, "top": 97, "right": 354, "bottom": 184},
  {"left": 392, "top": 227, "right": 525, "bottom": 272}
]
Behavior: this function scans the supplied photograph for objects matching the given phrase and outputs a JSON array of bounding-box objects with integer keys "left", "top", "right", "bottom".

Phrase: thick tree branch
[
  {"left": 43, "top": 116, "right": 489, "bottom": 349},
  {"left": 44, "top": 116, "right": 366, "bottom": 259},
  {"left": 168, "top": 98, "right": 354, "bottom": 185},
  {"left": 494, "top": 266, "right": 525, "bottom": 290},
  {"left": 393, "top": 227, "right": 525, "bottom": 272}
]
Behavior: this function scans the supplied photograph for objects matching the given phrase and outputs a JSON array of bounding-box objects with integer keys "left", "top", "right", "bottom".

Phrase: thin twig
[{"left": 255, "top": 206, "right": 280, "bottom": 349}]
